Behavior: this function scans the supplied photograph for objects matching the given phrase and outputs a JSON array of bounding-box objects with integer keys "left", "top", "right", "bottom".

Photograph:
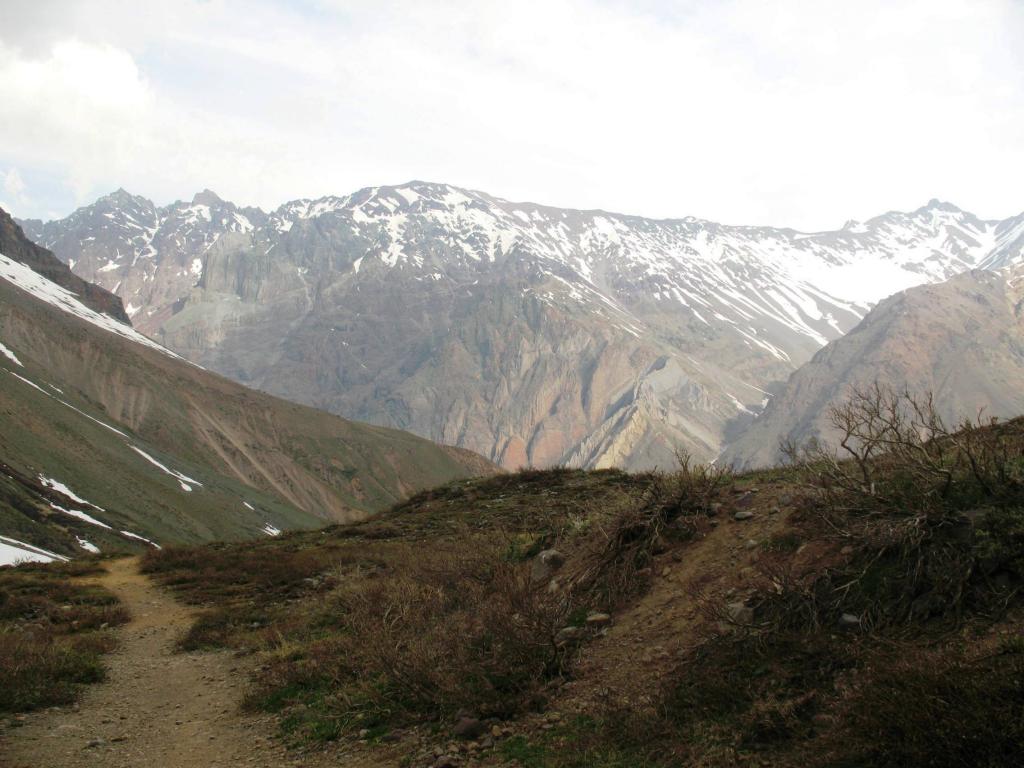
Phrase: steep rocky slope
[
  {"left": 2, "top": 207, "right": 129, "bottom": 323},
  {"left": 0, "top": 211, "right": 492, "bottom": 561},
  {"left": 20, "top": 184, "right": 1024, "bottom": 469},
  {"left": 723, "top": 268, "right": 1024, "bottom": 468}
]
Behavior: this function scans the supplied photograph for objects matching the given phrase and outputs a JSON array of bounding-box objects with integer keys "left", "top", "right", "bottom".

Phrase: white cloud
[
  {"left": 0, "top": 0, "right": 1022, "bottom": 228},
  {"left": 0, "top": 167, "right": 29, "bottom": 213}
]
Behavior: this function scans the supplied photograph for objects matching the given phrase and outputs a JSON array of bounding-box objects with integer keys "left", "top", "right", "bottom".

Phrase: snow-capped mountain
[
  {"left": 20, "top": 189, "right": 263, "bottom": 323},
  {"left": 19, "top": 183, "right": 1024, "bottom": 469}
]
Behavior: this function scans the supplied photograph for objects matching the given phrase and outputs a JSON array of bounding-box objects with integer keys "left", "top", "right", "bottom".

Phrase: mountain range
[
  {"left": 17, "top": 183, "right": 1024, "bottom": 470},
  {"left": 0, "top": 207, "right": 490, "bottom": 563}
]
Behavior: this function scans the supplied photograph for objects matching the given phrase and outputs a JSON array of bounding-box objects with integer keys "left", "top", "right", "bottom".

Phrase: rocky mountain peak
[
  {"left": 191, "top": 189, "right": 225, "bottom": 207},
  {"left": 922, "top": 198, "right": 963, "bottom": 214}
]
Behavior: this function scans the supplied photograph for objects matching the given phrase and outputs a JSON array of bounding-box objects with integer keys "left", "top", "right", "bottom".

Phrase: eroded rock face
[{"left": 22, "top": 184, "right": 1024, "bottom": 470}]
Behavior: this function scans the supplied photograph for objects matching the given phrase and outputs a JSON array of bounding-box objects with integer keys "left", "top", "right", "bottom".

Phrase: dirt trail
[{"left": 0, "top": 557, "right": 341, "bottom": 768}]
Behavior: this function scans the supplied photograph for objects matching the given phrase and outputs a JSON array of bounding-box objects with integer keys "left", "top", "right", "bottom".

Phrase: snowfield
[{"left": 0, "top": 251, "right": 183, "bottom": 360}]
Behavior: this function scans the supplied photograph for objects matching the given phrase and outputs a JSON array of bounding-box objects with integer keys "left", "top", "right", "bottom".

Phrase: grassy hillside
[
  {"left": 0, "top": 268, "right": 494, "bottom": 558},
  {"left": 138, "top": 399, "right": 1024, "bottom": 767}
]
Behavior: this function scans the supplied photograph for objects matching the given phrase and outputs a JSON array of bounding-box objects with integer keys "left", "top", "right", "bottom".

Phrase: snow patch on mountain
[
  {"left": 49, "top": 503, "right": 112, "bottom": 530},
  {"left": 128, "top": 445, "right": 202, "bottom": 491},
  {"left": 0, "top": 342, "right": 22, "bottom": 366},
  {"left": 39, "top": 476, "right": 103, "bottom": 509},
  {"left": 0, "top": 252, "right": 182, "bottom": 359}
]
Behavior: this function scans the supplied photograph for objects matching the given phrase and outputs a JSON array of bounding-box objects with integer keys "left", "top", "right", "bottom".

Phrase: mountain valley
[{"left": 0, "top": 208, "right": 491, "bottom": 563}]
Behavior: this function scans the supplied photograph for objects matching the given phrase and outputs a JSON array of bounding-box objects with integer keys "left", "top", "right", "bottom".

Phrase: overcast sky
[{"left": 1, "top": 0, "right": 1022, "bottom": 229}]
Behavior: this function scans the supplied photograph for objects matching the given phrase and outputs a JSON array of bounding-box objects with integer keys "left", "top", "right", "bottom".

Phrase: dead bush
[
  {"left": 245, "top": 540, "right": 569, "bottom": 741},
  {"left": 814, "top": 643, "right": 1024, "bottom": 768},
  {"left": 785, "top": 384, "right": 1024, "bottom": 518},
  {"left": 0, "top": 563, "right": 127, "bottom": 713},
  {"left": 568, "top": 454, "right": 731, "bottom": 607},
  {"left": 778, "top": 386, "right": 1024, "bottom": 630}
]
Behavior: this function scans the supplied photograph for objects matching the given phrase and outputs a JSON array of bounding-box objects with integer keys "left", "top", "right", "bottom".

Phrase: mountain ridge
[{"left": 17, "top": 183, "right": 1024, "bottom": 470}]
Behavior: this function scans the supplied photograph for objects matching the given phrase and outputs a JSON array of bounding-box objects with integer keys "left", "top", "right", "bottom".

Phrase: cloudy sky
[{"left": 1, "top": 0, "right": 1022, "bottom": 229}]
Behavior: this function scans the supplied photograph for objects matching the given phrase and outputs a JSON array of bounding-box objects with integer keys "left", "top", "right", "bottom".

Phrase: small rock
[
  {"left": 453, "top": 717, "right": 485, "bottom": 740},
  {"left": 539, "top": 549, "right": 565, "bottom": 568},
  {"left": 585, "top": 612, "right": 611, "bottom": 626},
  {"left": 660, "top": 566, "right": 671, "bottom": 577},
  {"left": 555, "top": 626, "right": 583, "bottom": 644},
  {"left": 726, "top": 601, "right": 755, "bottom": 624},
  {"left": 358, "top": 728, "right": 371, "bottom": 739},
  {"left": 490, "top": 724, "right": 503, "bottom": 738},
  {"left": 734, "top": 510, "right": 755, "bottom": 521},
  {"left": 85, "top": 738, "right": 105, "bottom": 749},
  {"left": 744, "top": 539, "right": 758, "bottom": 550},
  {"left": 531, "top": 549, "right": 565, "bottom": 581},
  {"left": 838, "top": 613, "right": 861, "bottom": 630}
]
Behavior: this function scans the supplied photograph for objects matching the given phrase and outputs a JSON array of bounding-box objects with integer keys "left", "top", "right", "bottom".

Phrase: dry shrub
[
  {"left": 343, "top": 554, "right": 565, "bottom": 713},
  {"left": 785, "top": 384, "right": 1024, "bottom": 517},
  {"left": 0, "top": 633, "right": 111, "bottom": 711},
  {"left": 0, "top": 564, "right": 127, "bottom": 713},
  {"left": 568, "top": 454, "right": 731, "bottom": 607},
  {"left": 778, "top": 386, "right": 1024, "bottom": 630},
  {"left": 815, "top": 642, "right": 1024, "bottom": 768},
  {"left": 141, "top": 542, "right": 351, "bottom": 605},
  {"left": 659, "top": 634, "right": 846, "bottom": 747},
  {"left": 247, "top": 540, "right": 569, "bottom": 740}
]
